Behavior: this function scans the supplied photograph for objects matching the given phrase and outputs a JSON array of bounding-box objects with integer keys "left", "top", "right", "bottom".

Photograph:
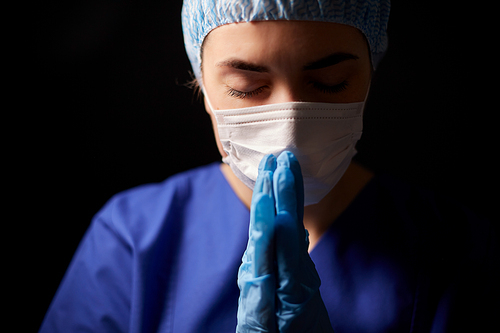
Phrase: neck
[
  {"left": 220, "top": 161, "right": 374, "bottom": 251},
  {"left": 302, "top": 162, "right": 373, "bottom": 250}
]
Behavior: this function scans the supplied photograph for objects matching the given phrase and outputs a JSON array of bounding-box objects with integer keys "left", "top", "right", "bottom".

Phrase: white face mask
[{"left": 208, "top": 99, "right": 364, "bottom": 206}]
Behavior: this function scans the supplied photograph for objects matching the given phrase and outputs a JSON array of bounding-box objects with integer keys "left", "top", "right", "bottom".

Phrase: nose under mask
[{"left": 207, "top": 97, "right": 364, "bottom": 206}]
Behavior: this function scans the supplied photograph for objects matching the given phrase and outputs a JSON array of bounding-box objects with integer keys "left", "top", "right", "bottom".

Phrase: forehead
[{"left": 202, "top": 21, "right": 370, "bottom": 65}]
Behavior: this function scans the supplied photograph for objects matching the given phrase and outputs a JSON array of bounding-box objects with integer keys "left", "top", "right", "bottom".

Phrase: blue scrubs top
[{"left": 39, "top": 163, "right": 497, "bottom": 333}]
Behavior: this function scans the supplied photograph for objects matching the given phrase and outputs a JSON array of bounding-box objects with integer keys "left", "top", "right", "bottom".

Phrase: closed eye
[
  {"left": 311, "top": 81, "right": 348, "bottom": 94},
  {"left": 226, "top": 85, "right": 267, "bottom": 99},
  {"left": 225, "top": 81, "right": 348, "bottom": 99}
]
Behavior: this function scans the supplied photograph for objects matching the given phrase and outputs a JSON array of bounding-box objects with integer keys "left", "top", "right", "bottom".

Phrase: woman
[{"left": 39, "top": 1, "right": 495, "bottom": 332}]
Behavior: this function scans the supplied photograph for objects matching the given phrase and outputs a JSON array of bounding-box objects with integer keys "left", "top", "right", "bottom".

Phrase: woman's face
[{"left": 201, "top": 20, "right": 372, "bottom": 156}]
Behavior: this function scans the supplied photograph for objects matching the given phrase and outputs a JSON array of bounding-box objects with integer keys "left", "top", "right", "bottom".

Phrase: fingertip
[
  {"left": 276, "top": 151, "right": 291, "bottom": 168},
  {"left": 258, "top": 154, "right": 277, "bottom": 172},
  {"left": 277, "top": 151, "right": 301, "bottom": 174},
  {"left": 255, "top": 155, "right": 276, "bottom": 201},
  {"left": 277, "top": 150, "right": 298, "bottom": 164},
  {"left": 276, "top": 151, "right": 304, "bottom": 213}
]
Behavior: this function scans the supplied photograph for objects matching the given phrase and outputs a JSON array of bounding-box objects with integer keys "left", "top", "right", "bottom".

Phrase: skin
[{"left": 201, "top": 20, "right": 374, "bottom": 250}]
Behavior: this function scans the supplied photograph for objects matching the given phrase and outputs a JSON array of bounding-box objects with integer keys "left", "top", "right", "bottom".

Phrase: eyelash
[
  {"left": 226, "top": 81, "right": 349, "bottom": 99},
  {"left": 311, "top": 81, "right": 349, "bottom": 94},
  {"left": 226, "top": 86, "right": 266, "bottom": 99}
]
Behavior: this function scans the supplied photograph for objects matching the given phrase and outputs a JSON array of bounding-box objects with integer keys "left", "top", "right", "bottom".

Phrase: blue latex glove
[{"left": 237, "top": 151, "right": 334, "bottom": 333}]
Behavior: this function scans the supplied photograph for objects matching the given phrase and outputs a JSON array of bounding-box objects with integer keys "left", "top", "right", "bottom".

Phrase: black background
[{"left": 26, "top": 1, "right": 495, "bottom": 330}]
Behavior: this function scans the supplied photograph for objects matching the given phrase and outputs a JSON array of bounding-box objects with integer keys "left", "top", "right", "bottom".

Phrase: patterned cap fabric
[{"left": 182, "top": 0, "right": 390, "bottom": 84}]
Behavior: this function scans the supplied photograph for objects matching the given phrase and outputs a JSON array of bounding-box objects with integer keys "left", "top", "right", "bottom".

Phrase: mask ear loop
[{"left": 200, "top": 81, "right": 216, "bottom": 113}]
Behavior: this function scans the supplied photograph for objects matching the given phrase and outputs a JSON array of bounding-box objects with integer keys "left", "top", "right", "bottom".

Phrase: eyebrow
[
  {"left": 216, "top": 59, "right": 269, "bottom": 73},
  {"left": 215, "top": 52, "right": 359, "bottom": 73},
  {"left": 303, "top": 52, "right": 359, "bottom": 70}
]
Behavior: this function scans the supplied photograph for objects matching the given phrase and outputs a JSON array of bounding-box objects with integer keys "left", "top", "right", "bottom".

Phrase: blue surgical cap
[{"left": 182, "top": 0, "right": 390, "bottom": 85}]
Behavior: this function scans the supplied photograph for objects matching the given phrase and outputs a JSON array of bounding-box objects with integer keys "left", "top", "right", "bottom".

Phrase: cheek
[
  {"left": 354, "top": 68, "right": 372, "bottom": 101},
  {"left": 337, "top": 64, "right": 372, "bottom": 103}
]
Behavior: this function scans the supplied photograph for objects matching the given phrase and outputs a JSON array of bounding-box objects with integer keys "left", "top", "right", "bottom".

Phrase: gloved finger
[
  {"left": 251, "top": 192, "right": 275, "bottom": 277},
  {"left": 249, "top": 154, "right": 276, "bottom": 236},
  {"left": 276, "top": 151, "right": 304, "bottom": 220},
  {"left": 237, "top": 190, "right": 276, "bottom": 332},
  {"left": 250, "top": 154, "right": 276, "bottom": 277},
  {"left": 274, "top": 152, "right": 316, "bottom": 302},
  {"left": 274, "top": 153, "right": 297, "bottom": 216},
  {"left": 237, "top": 154, "right": 277, "bottom": 333},
  {"left": 273, "top": 155, "right": 302, "bottom": 295},
  {"left": 274, "top": 209, "right": 301, "bottom": 283},
  {"left": 272, "top": 152, "right": 332, "bottom": 333},
  {"left": 274, "top": 152, "right": 307, "bottom": 250},
  {"left": 274, "top": 205, "right": 326, "bottom": 332},
  {"left": 254, "top": 154, "right": 276, "bottom": 195}
]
